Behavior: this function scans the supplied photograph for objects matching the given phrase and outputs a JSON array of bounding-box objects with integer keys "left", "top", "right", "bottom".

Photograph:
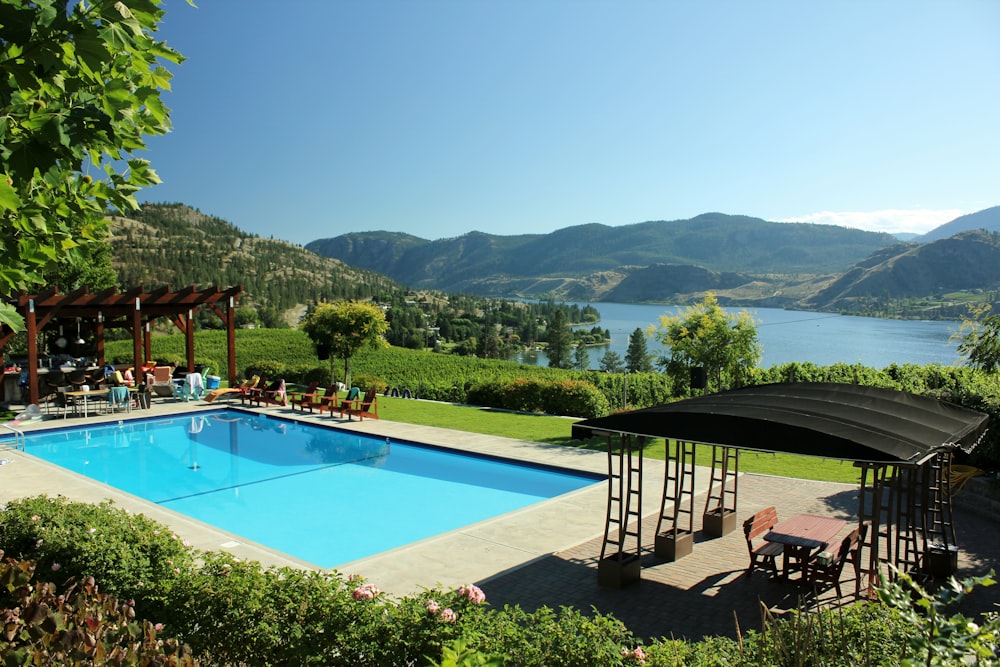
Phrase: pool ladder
[{"left": 0, "top": 422, "right": 25, "bottom": 451}]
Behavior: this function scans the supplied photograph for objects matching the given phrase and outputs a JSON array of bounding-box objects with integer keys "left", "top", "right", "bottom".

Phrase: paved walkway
[{"left": 2, "top": 397, "right": 997, "bottom": 642}]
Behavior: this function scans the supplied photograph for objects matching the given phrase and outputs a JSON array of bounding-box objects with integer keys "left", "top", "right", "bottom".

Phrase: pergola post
[
  {"left": 598, "top": 433, "right": 643, "bottom": 588},
  {"left": 185, "top": 308, "right": 195, "bottom": 371},
  {"left": 94, "top": 311, "right": 105, "bottom": 366},
  {"left": 26, "top": 298, "right": 38, "bottom": 406},
  {"left": 227, "top": 295, "right": 237, "bottom": 384},
  {"left": 702, "top": 445, "right": 739, "bottom": 537},
  {"left": 655, "top": 439, "right": 696, "bottom": 561},
  {"left": 132, "top": 297, "right": 143, "bottom": 384}
]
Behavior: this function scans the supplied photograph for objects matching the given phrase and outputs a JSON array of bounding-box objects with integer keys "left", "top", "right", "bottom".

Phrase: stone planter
[
  {"left": 702, "top": 508, "right": 737, "bottom": 538},
  {"left": 655, "top": 531, "right": 693, "bottom": 561},
  {"left": 598, "top": 553, "right": 641, "bottom": 588},
  {"left": 926, "top": 543, "right": 959, "bottom": 577}
]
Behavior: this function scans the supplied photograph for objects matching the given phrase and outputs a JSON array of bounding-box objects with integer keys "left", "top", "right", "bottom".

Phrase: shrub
[
  {"left": 0, "top": 554, "right": 198, "bottom": 666},
  {"left": 0, "top": 495, "right": 196, "bottom": 622},
  {"left": 243, "top": 360, "right": 287, "bottom": 381},
  {"left": 352, "top": 373, "right": 387, "bottom": 394}
]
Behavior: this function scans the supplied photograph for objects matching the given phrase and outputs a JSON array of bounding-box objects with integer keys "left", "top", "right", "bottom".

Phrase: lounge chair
[
  {"left": 340, "top": 388, "right": 379, "bottom": 421},
  {"left": 298, "top": 384, "right": 336, "bottom": 413},
  {"left": 204, "top": 376, "right": 254, "bottom": 404},
  {"left": 150, "top": 365, "right": 176, "bottom": 397}
]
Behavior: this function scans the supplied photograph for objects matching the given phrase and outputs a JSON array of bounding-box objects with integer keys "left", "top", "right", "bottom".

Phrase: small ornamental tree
[
  {"left": 0, "top": 0, "right": 191, "bottom": 330},
  {"left": 649, "top": 293, "right": 761, "bottom": 393},
  {"left": 625, "top": 327, "right": 653, "bottom": 373},
  {"left": 545, "top": 309, "right": 573, "bottom": 369},
  {"left": 301, "top": 301, "right": 388, "bottom": 386}
]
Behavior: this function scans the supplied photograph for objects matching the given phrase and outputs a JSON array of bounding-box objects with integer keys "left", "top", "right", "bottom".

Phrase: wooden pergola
[{"left": 1, "top": 284, "right": 243, "bottom": 405}]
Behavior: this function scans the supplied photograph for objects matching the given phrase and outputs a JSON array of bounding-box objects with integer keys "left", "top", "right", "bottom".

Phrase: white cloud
[{"left": 777, "top": 209, "right": 965, "bottom": 235}]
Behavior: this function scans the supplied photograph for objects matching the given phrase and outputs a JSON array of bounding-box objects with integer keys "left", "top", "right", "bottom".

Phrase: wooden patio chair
[
  {"left": 807, "top": 523, "right": 867, "bottom": 599},
  {"left": 343, "top": 388, "right": 379, "bottom": 421},
  {"left": 297, "top": 383, "right": 334, "bottom": 412},
  {"left": 322, "top": 386, "right": 359, "bottom": 417},
  {"left": 252, "top": 379, "right": 287, "bottom": 407},
  {"left": 742, "top": 506, "right": 783, "bottom": 578},
  {"left": 287, "top": 381, "right": 319, "bottom": 409}
]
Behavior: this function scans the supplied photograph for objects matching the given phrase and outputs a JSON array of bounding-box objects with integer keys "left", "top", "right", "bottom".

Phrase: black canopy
[{"left": 573, "top": 382, "right": 989, "bottom": 464}]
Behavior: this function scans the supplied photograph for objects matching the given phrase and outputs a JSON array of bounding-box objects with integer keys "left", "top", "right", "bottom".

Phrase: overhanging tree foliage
[
  {"left": 0, "top": 0, "right": 190, "bottom": 330},
  {"left": 957, "top": 305, "right": 1000, "bottom": 373}
]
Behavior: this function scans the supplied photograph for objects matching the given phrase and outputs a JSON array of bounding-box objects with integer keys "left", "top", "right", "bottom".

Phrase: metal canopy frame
[
  {"left": 575, "top": 382, "right": 989, "bottom": 589},
  {"left": 1, "top": 284, "right": 242, "bottom": 404}
]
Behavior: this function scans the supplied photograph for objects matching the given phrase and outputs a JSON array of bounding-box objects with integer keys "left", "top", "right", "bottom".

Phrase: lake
[{"left": 518, "top": 302, "right": 965, "bottom": 370}]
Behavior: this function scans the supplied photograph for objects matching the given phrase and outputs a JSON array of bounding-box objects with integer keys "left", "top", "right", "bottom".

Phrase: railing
[{"left": 0, "top": 422, "right": 25, "bottom": 451}]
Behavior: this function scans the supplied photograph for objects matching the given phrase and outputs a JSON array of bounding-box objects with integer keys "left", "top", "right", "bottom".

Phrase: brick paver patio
[{"left": 480, "top": 472, "right": 1000, "bottom": 641}]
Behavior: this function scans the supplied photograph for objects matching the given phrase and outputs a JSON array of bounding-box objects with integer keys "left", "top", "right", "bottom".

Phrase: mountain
[
  {"left": 917, "top": 206, "right": 1000, "bottom": 243},
  {"left": 803, "top": 230, "right": 1000, "bottom": 313},
  {"left": 306, "top": 213, "right": 899, "bottom": 297},
  {"left": 109, "top": 203, "right": 402, "bottom": 322}
]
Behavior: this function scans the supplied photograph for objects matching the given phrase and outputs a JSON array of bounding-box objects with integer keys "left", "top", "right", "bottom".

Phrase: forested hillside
[
  {"left": 110, "top": 203, "right": 402, "bottom": 324},
  {"left": 306, "top": 213, "right": 899, "bottom": 293},
  {"left": 803, "top": 229, "right": 1000, "bottom": 317}
]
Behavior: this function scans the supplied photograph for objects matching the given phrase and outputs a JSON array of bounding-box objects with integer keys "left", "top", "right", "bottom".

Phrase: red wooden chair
[{"left": 742, "top": 506, "right": 783, "bottom": 578}]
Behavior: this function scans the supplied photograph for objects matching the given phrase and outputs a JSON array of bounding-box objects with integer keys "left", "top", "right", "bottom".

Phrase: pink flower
[
  {"left": 352, "top": 583, "right": 380, "bottom": 601},
  {"left": 438, "top": 608, "right": 457, "bottom": 623},
  {"left": 51, "top": 563, "right": 61, "bottom": 571},
  {"left": 457, "top": 584, "right": 486, "bottom": 604},
  {"left": 173, "top": 568, "right": 180, "bottom": 574},
  {"left": 621, "top": 647, "right": 647, "bottom": 665},
  {"left": 426, "top": 600, "right": 441, "bottom": 614},
  {"left": 35, "top": 539, "right": 43, "bottom": 547},
  {"left": 88, "top": 527, "right": 96, "bottom": 534},
  {"left": 30, "top": 515, "right": 40, "bottom": 521},
  {"left": 154, "top": 623, "right": 164, "bottom": 631}
]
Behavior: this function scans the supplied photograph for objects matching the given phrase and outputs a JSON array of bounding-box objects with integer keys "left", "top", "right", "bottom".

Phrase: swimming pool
[{"left": 12, "top": 410, "right": 602, "bottom": 568}]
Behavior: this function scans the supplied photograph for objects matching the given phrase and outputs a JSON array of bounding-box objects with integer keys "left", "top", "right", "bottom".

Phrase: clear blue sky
[{"left": 142, "top": 1, "right": 1000, "bottom": 245}]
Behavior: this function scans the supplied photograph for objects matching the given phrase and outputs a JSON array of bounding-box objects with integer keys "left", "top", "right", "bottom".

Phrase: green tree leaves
[
  {"left": 0, "top": 0, "right": 190, "bottom": 328},
  {"left": 300, "top": 301, "right": 389, "bottom": 385},
  {"left": 649, "top": 293, "right": 761, "bottom": 393}
]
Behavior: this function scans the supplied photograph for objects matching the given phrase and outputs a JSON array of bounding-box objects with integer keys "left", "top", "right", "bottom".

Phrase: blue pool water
[{"left": 13, "top": 410, "right": 601, "bottom": 568}]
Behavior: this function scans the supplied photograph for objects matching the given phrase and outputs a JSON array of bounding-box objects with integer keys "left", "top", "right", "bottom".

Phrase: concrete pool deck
[
  {"left": 3, "top": 397, "right": 998, "bottom": 641},
  {"left": 0, "top": 398, "right": 699, "bottom": 595}
]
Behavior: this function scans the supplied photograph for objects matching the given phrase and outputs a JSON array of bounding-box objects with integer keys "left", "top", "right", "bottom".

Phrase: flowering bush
[
  {"left": 352, "top": 582, "right": 381, "bottom": 601},
  {"left": 0, "top": 495, "right": 195, "bottom": 621},
  {"left": 457, "top": 583, "right": 487, "bottom": 604}
]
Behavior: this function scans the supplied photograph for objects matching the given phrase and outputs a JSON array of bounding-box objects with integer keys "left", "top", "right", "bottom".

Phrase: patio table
[
  {"left": 63, "top": 388, "right": 109, "bottom": 418},
  {"left": 764, "top": 513, "right": 846, "bottom": 580}
]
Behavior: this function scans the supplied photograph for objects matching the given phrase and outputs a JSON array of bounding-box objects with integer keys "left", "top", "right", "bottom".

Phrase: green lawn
[{"left": 373, "top": 395, "right": 862, "bottom": 484}]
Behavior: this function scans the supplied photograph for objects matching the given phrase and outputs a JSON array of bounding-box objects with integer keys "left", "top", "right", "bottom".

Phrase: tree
[
  {"left": 572, "top": 343, "right": 590, "bottom": 370},
  {"left": 545, "top": 309, "right": 573, "bottom": 369},
  {"left": 301, "top": 301, "right": 388, "bottom": 385},
  {"left": 599, "top": 349, "right": 625, "bottom": 373},
  {"left": 957, "top": 304, "right": 1000, "bottom": 372},
  {"left": 0, "top": 0, "right": 190, "bottom": 331},
  {"left": 625, "top": 327, "right": 653, "bottom": 373},
  {"left": 649, "top": 293, "right": 761, "bottom": 393}
]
